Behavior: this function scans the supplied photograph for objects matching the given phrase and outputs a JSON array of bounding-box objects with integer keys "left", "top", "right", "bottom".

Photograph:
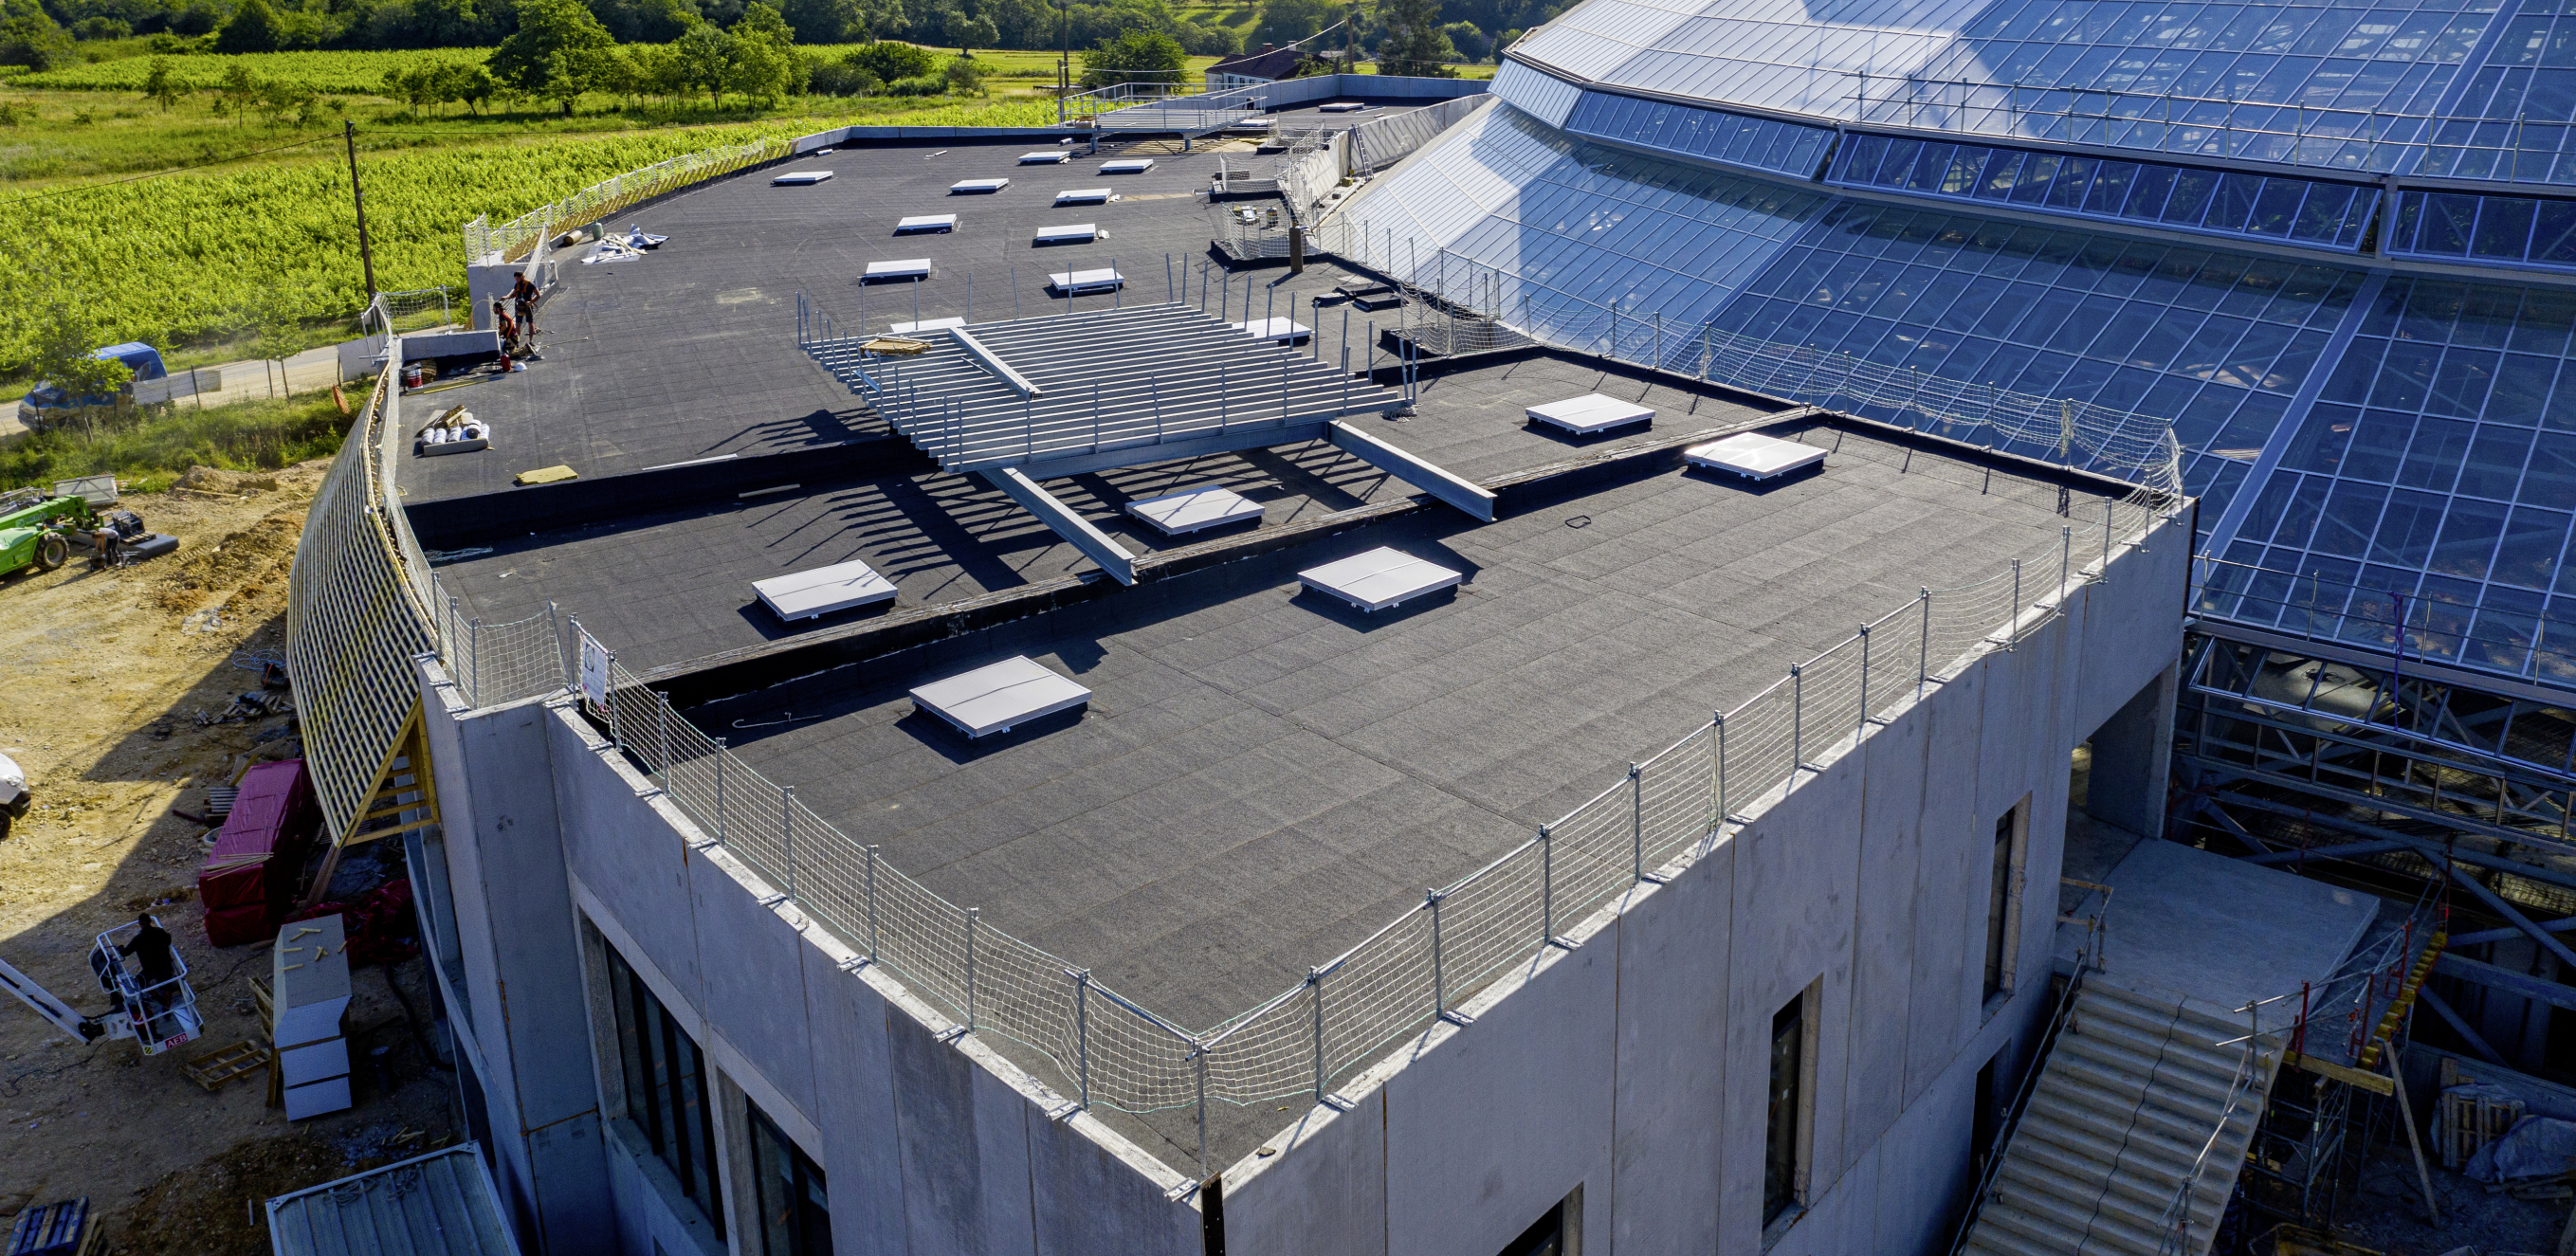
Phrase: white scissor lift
[{"left": 0, "top": 919, "right": 205, "bottom": 1056}]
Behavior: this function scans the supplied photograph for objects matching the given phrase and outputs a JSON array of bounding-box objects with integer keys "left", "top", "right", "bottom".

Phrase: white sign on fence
[{"left": 579, "top": 630, "right": 612, "bottom": 720}]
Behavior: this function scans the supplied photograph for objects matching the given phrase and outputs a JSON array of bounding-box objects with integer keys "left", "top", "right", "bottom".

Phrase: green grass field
[{"left": 15, "top": 47, "right": 497, "bottom": 92}]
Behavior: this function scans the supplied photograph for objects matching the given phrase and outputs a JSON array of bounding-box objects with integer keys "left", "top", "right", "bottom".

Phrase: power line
[{"left": 0, "top": 134, "right": 340, "bottom": 208}]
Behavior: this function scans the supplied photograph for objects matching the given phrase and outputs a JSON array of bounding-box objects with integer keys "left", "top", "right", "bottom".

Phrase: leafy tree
[
  {"left": 169, "top": 0, "right": 221, "bottom": 35},
  {"left": 489, "top": 0, "right": 617, "bottom": 115},
  {"left": 141, "top": 56, "right": 183, "bottom": 112},
  {"left": 735, "top": 1, "right": 795, "bottom": 44},
  {"left": 724, "top": 5, "right": 800, "bottom": 101},
  {"left": 1439, "top": 19, "right": 1486, "bottom": 61},
  {"left": 219, "top": 62, "right": 260, "bottom": 123},
  {"left": 212, "top": 0, "right": 282, "bottom": 52},
  {"left": 807, "top": 51, "right": 881, "bottom": 94},
  {"left": 670, "top": 22, "right": 733, "bottom": 104},
  {"left": 849, "top": 38, "right": 933, "bottom": 81},
  {"left": 780, "top": 0, "right": 868, "bottom": 42},
  {"left": 0, "top": 11, "right": 77, "bottom": 68},
  {"left": 71, "top": 15, "right": 128, "bottom": 39},
  {"left": 32, "top": 305, "right": 136, "bottom": 406},
  {"left": 942, "top": 49, "right": 983, "bottom": 90},
  {"left": 1252, "top": 0, "right": 1335, "bottom": 49},
  {"left": 1078, "top": 27, "right": 1181, "bottom": 86},
  {"left": 1373, "top": 0, "right": 1451, "bottom": 75},
  {"left": 948, "top": 11, "right": 994, "bottom": 52}
]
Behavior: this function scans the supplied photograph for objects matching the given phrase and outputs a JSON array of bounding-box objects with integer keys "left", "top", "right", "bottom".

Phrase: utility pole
[{"left": 344, "top": 119, "right": 378, "bottom": 301}]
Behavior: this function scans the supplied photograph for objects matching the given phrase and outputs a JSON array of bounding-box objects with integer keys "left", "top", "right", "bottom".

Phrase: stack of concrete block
[{"left": 272, "top": 914, "right": 353, "bottom": 1120}]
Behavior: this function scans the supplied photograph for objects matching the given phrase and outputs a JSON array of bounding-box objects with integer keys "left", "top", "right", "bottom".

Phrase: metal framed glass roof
[
  {"left": 2210, "top": 276, "right": 2576, "bottom": 683},
  {"left": 1700, "top": 200, "right": 2365, "bottom": 483},
  {"left": 1830, "top": 134, "right": 2381, "bottom": 248},
  {"left": 1343, "top": 101, "right": 1827, "bottom": 330}
]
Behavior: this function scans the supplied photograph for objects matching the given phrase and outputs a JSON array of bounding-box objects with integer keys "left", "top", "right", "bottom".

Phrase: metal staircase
[{"left": 1964, "top": 981, "right": 2282, "bottom": 1256}]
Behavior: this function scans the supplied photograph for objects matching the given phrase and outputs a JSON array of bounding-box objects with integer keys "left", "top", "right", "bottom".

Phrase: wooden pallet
[{"left": 179, "top": 1040, "right": 269, "bottom": 1092}]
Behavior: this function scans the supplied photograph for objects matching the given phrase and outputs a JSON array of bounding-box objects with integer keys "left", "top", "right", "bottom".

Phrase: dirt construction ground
[{"left": 0, "top": 463, "right": 460, "bottom": 1255}]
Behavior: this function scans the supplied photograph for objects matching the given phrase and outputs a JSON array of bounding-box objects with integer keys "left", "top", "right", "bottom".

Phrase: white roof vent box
[{"left": 1685, "top": 431, "right": 1825, "bottom": 483}]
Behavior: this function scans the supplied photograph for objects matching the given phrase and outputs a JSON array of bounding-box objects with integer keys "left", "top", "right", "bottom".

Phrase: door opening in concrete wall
[
  {"left": 1982, "top": 799, "right": 2028, "bottom": 1011},
  {"left": 1971, "top": 1048, "right": 2002, "bottom": 1182},
  {"left": 1763, "top": 986, "right": 1816, "bottom": 1229},
  {"left": 607, "top": 945, "right": 727, "bottom": 1237},
  {"left": 750, "top": 1101, "right": 831, "bottom": 1256}
]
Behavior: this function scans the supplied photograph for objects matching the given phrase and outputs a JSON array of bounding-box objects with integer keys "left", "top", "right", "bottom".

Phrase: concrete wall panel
[
  {"left": 1027, "top": 1107, "right": 1199, "bottom": 1256},
  {"left": 685, "top": 847, "right": 822, "bottom": 1129},
  {"left": 1382, "top": 940, "right": 1617, "bottom": 1256},
  {"left": 1903, "top": 660, "right": 1982, "bottom": 1110},
  {"left": 548, "top": 709, "right": 705, "bottom": 1010},
  {"left": 1608, "top": 833, "right": 1735, "bottom": 1256},
  {"left": 885, "top": 1001, "right": 1036, "bottom": 1254},
  {"left": 1219, "top": 1093, "right": 1389, "bottom": 1256},
  {"left": 796, "top": 943, "right": 911, "bottom": 1256},
  {"left": 1843, "top": 695, "right": 1930, "bottom": 1156}
]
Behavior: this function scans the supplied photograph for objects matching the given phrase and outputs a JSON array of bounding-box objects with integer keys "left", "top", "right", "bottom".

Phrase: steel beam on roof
[
  {"left": 2433, "top": 952, "right": 2576, "bottom": 1014},
  {"left": 1327, "top": 420, "right": 1494, "bottom": 521},
  {"left": 980, "top": 466, "right": 1137, "bottom": 586}
]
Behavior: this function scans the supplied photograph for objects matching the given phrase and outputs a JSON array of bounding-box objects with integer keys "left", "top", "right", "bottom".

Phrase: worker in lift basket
[
  {"left": 0, "top": 750, "right": 26, "bottom": 841},
  {"left": 119, "top": 913, "right": 177, "bottom": 1023}
]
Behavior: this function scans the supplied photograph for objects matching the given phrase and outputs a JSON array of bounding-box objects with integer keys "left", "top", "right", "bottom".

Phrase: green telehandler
[{"left": 0, "top": 476, "right": 167, "bottom": 580}]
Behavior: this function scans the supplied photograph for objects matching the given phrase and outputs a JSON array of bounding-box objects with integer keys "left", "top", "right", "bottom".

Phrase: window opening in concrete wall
[
  {"left": 607, "top": 944, "right": 726, "bottom": 1237},
  {"left": 1497, "top": 1202, "right": 1563, "bottom": 1256},
  {"left": 749, "top": 1101, "right": 831, "bottom": 1256},
  {"left": 1982, "top": 799, "right": 2029, "bottom": 1009},
  {"left": 1764, "top": 992, "right": 1807, "bottom": 1226},
  {"left": 404, "top": 827, "right": 470, "bottom": 1031}
]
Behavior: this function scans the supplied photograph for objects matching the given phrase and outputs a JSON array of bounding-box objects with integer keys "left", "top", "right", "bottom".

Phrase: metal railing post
[
  {"left": 1073, "top": 969, "right": 1092, "bottom": 1108},
  {"left": 714, "top": 737, "right": 727, "bottom": 844},
  {"left": 1195, "top": 1048, "right": 1210, "bottom": 1180},
  {"left": 1918, "top": 589, "right": 1932, "bottom": 698},
  {"left": 865, "top": 845, "right": 881, "bottom": 963},
  {"left": 1712, "top": 713, "right": 1729, "bottom": 839},
  {"left": 1790, "top": 664, "right": 1804, "bottom": 771},
  {"left": 605, "top": 651, "right": 622, "bottom": 748},
  {"left": 1428, "top": 890, "right": 1446, "bottom": 1015},
  {"left": 1539, "top": 826, "right": 1555, "bottom": 942},
  {"left": 1308, "top": 967, "right": 1327, "bottom": 1102},
  {"left": 1629, "top": 762, "right": 1644, "bottom": 883},
  {"left": 657, "top": 691, "right": 673, "bottom": 787},
  {"left": 2102, "top": 498, "right": 2113, "bottom": 579},
  {"left": 2010, "top": 558, "right": 2023, "bottom": 649},
  {"left": 1856, "top": 625, "right": 1872, "bottom": 738},
  {"left": 964, "top": 907, "right": 978, "bottom": 1034},
  {"left": 2059, "top": 527, "right": 2072, "bottom": 614},
  {"left": 782, "top": 786, "right": 797, "bottom": 898}
]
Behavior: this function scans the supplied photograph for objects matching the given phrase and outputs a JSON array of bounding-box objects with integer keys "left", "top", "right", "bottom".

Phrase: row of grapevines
[
  {"left": 0, "top": 100, "right": 1066, "bottom": 374},
  {"left": 15, "top": 48, "right": 500, "bottom": 94}
]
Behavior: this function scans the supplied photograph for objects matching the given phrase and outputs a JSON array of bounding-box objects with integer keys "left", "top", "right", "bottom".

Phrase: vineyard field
[
  {"left": 0, "top": 99, "right": 1057, "bottom": 375},
  {"left": 14, "top": 48, "right": 501, "bottom": 93}
]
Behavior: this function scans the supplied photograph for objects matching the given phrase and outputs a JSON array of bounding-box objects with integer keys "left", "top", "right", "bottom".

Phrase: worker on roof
[
  {"left": 509, "top": 271, "right": 539, "bottom": 332},
  {"left": 492, "top": 300, "right": 521, "bottom": 355},
  {"left": 0, "top": 751, "right": 25, "bottom": 841}
]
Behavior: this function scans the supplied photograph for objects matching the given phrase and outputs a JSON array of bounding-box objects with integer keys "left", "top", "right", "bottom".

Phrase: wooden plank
[{"left": 2282, "top": 1051, "right": 2396, "bottom": 1096}]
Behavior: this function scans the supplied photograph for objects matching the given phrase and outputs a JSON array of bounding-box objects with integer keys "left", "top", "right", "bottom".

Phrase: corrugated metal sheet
[{"left": 265, "top": 1144, "right": 518, "bottom": 1256}]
